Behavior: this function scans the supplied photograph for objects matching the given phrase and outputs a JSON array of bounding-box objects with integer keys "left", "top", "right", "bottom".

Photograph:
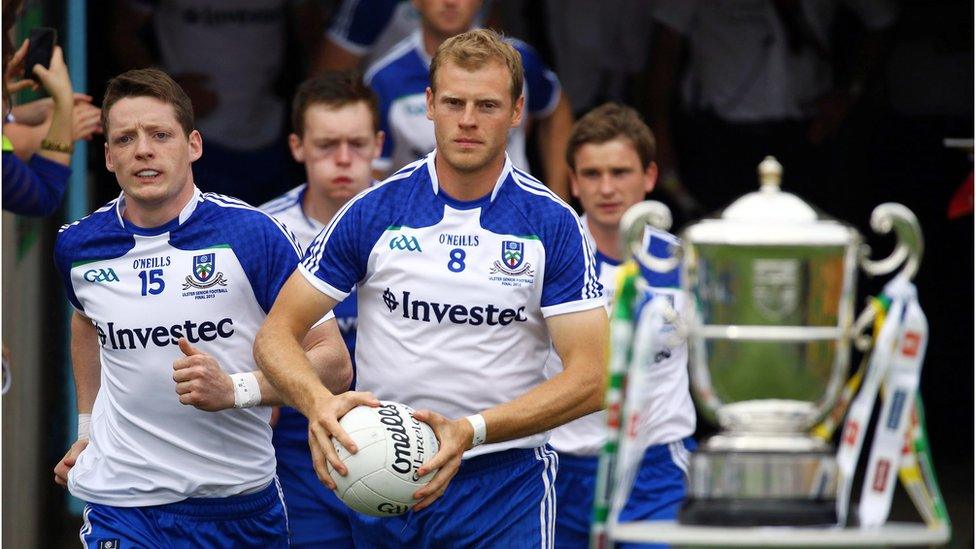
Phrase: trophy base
[
  {"left": 681, "top": 445, "right": 839, "bottom": 527},
  {"left": 679, "top": 497, "right": 837, "bottom": 527}
]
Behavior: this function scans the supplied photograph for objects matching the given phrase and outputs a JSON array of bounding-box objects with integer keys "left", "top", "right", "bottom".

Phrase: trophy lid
[{"left": 684, "top": 156, "right": 856, "bottom": 246}]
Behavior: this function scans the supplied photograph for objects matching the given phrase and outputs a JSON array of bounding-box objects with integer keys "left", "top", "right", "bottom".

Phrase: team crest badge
[
  {"left": 183, "top": 252, "right": 228, "bottom": 290},
  {"left": 193, "top": 253, "right": 215, "bottom": 283},
  {"left": 490, "top": 240, "right": 534, "bottom": 278}
]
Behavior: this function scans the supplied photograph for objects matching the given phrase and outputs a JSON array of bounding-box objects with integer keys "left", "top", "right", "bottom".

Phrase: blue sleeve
[
  {"left": 54, "top": 228, "right": 84, "bottom": 311},
  {"left": 540, "top": 210, "right": 603, "bottom": 313},
  {"left": 516, "top": 42, "right": 561, "bottom": 117},
  {"left": 300, "top": 198, "right": 373, "bottom": 299},
  {"left": 638, "top": 230, "right": 680, "bottom": 289},
  {"left": 256, "top": 218, "right": 303, "bottom": 313},
  {"left": 327, "top": 0, "right": 399, "bottom": 53},
  {"left": 221, "top": 212, "right": 303, "bottom": 313},
  {"left": 2, "top": 152, "right": 71, "bottom": 217}
]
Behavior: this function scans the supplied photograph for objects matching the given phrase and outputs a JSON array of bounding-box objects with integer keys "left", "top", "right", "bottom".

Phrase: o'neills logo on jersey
[
  {"left": 382, "top": 288, "right": 527, "bottom": 326},
  {"left": 95, "top": 318, "right": 235, "bottom": 350}
]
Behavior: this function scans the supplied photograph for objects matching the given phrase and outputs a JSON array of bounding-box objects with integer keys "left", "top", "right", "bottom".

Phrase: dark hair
[
  {"left": 291, "top": 71, "right": 380, "bottom": 136},
  {"left": 102, "top": 68, "right": 195, "bottom": 136},
  {"left": 566, "top": 102, "right": 656, "bottom": 171}
]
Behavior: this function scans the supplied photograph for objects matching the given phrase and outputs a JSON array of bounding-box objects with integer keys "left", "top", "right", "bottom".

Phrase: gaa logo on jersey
[
  {"left": 97, "top": 539, "right": 120, "bottom": 549},
  {"left": 489, "top": 240, "right": 534, "bottom": 279},
  {"left": 389, "top": 235, "right": 422, "bottom": 252},
  {"left": 84, "top": 267, "right": 120, "bottom": 283},
  {"left": 182, "top": 253, "right": 229, "bottom": 290}
]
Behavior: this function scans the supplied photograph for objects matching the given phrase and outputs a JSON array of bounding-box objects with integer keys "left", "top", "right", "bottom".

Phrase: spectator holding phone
[{"left": 2, "top": 28, "right": 78, "bottom": 217}]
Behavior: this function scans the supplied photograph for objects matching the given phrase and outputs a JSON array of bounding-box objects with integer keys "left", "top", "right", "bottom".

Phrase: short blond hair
[{"left": 429, "top": 28, "right": 524, "bottom": 105}]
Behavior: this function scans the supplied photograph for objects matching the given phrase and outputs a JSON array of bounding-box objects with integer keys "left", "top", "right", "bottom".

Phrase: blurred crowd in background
[{"left": 1, "top": 0, "right": 972, "bottom": 545}]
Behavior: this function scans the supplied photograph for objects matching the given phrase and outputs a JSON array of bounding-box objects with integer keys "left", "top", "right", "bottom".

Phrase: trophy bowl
[{"left": 623, "top": 157, "right": 923, "bottom": 527}]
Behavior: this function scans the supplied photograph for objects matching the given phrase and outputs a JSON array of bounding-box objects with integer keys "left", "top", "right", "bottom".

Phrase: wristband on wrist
[
  {"left": 230, "top": 372, "right": 262, "bottom": 408},
  {"left": 465, "top": 413, "right": 487, "bottom": 448},
  {"left": 77, "top": 413, "right": 91, "bottom": 440},
  {"left": 41, "top": 139, "right": 73, "bottom": 154}
]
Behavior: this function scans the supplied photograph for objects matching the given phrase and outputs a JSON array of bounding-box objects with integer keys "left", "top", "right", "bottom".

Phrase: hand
[
  {"left": 54, "top": 439, "right": 89, "bottom": 488},
  {"left": 172, "top": 338, "right": 235, "bottom": 411},
  {"left": 4, "top": 39, "right": 39, "bottom": 95},
  {"left": 269, "top": 406, "right": 281, "bottom": 427},
  {"left": 31, "top": 46, "right": 74, "bottom": 106},
  {"left": 10, "top": 93, "right": 94, "bottom": 127},
  {"left": 408, "top": 410, "right": 473, "bottom": 511},
  {"left": 173, "top": 73, "right": 218, "bottom": 118},
  {"left": 306, "top": 391, "right": 380, "bottom": 490},
  {"left": 72, "top": 100, "right": 102, "bottom": 141}
]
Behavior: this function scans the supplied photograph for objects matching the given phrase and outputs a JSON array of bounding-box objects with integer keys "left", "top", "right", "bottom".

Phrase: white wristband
[
  {"left": 230, "top": 372, "right": 262, "bottom": 409},
  {"left": 77, "top": 413, "right": 91, "bottom": 440},
  {"left": 465, "top": 413, "right": 487, "bottom": 448}
]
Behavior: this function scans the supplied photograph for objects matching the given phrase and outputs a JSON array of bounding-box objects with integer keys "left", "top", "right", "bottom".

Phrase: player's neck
[
  {"left": 586, "top": 217, "right": 622, "bottom": 262},
  {"left": 301, "top": 186, "right": 343, "bottom": 226},
  {"left": 122, "top": 182, "right": 196, "bottom": 229},
  {"left": 434, "top": 152, "right": 504, "bottom": 202},
  {"left": 421, "top": 27, "right": 452, "bottom": 58}
]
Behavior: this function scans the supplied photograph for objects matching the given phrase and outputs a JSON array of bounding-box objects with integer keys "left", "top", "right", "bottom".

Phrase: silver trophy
[{"left": 623, "top": 156, "right": 923, "bottom": 526}]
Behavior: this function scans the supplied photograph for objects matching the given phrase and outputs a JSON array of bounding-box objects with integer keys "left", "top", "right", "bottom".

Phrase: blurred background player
[
  {"left": 51, "top": 68, "right": 359, "bottom": 547},
  {"left": 255, "top": 29, "right": 607, "bottom": 546},
  {"left": 259, "top": 71, "right": 383, "bottom": 548},
  {"left": 108, "top": 0, "right": 325, "bottom": 206},
  {"left": 549, "top": 102, "right": 696, "bottom": 547},
  {"left": 364, "top": 0, "right": 574, "bottom": 201},
  {"left": 314, "top": 0, "right": 422, "bottom": 72}
]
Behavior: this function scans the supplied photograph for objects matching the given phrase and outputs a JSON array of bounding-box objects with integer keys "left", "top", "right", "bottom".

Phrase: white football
[{"left": 327, "top": 401, "right": 439, "bottom": 517}]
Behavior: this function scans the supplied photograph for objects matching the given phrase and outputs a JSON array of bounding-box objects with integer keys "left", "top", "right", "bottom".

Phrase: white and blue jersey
[
  {"left": 54, "top": 188, "right": 301, "bottom": 506},
  {"left": 300, "top": 151, "right": 604, "bottom": 458},
  {"left": 327, "top": 0, "right": 421, "bottom": 69},
  {"left": 364, "top": 30, "right": 562, "bottom": 174},
  {"left": 548, "top": 220, "right": 696, "bottom": 456},
  {"left": 261, "top": 184, "right": 360, "bottom": 447}
]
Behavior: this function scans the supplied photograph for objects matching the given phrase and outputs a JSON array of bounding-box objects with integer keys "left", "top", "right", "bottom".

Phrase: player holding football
[
  {"left": 52, "top": 68, "right": 372, "bottom": 548},
  {"left": 548, "top": 102, "right": 697, "bottom": 547},
  {"left": 260, "top": 71, "right": 383, "bottom": 548},
  {"left": 255, "top": 29, "right": 608, "bottom": 546}
]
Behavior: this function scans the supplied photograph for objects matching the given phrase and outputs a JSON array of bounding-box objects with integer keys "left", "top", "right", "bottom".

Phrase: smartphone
[{"left": 23, "top": 27, "right": 58, "bottom": 81}]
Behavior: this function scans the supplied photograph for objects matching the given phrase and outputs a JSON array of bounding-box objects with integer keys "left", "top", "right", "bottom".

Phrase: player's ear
[
  {"left": 569, "top": 168, "right": 581, "bottom": 198},
  {"left": 425, "top": 87, "right": 434, "bottom": 121},
  {"left": 188, "top": 130, "right": 203, "bottom": 163},
  {"left": 644, "top": 161, "right": 658, "bottom": 194},
  {"left": 288, "top": 133, "right": 305, "bottom": 163},
  {"left": 510, "top": 94, "right": 524, "bottom": 129},
  {"left": 104, "top": 142, "right": 115, "bottom": 173}
]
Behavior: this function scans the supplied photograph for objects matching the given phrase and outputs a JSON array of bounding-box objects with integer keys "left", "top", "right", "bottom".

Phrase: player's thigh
[
  {"left": 429, "top": 446, "right": 559, "bottom": 548},
  {"left": 276, "top": 443, "right": 354, "bottom": 548},
  {"left": 79, "top": 503, "right": 163, "bottom": 549}
]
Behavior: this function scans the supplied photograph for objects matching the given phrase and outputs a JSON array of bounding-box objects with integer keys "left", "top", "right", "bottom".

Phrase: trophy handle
[
  {"left": 619, "top": 201, "right": 681, "bottom": 272},
  {"left": 859, "top": 203, "right": 924, "bottom": 280}
]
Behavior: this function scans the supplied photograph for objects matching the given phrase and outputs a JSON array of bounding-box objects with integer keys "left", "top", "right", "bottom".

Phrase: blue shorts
[
  {"left": 275, "top": 439, "right": 354, "bottom": 548},
  {"left": 79, "top": 480, "right": 288, "bottom": 548},
  {"left": 348, "top": 446, "right": 558, "bottom": 548},
  {"left": 553, "top": 437, "right": 696, "bottom": 548}
]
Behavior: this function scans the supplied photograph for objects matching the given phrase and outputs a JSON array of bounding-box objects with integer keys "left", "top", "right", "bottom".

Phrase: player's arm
[
  {"left": 411, "top": 305, "right": 608, "bottom": 510},
  {"left": 534, "top": 91, "right": 574, "bottom": 202},
  {"left": 172, "top": 315, "right": 353, "bottom": 410},
  {"left": 255, "top": 271, "right": 379, "bottom": 489},
  {"left": 54, "top": 311, "right": 102, "bottom": 487}
]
